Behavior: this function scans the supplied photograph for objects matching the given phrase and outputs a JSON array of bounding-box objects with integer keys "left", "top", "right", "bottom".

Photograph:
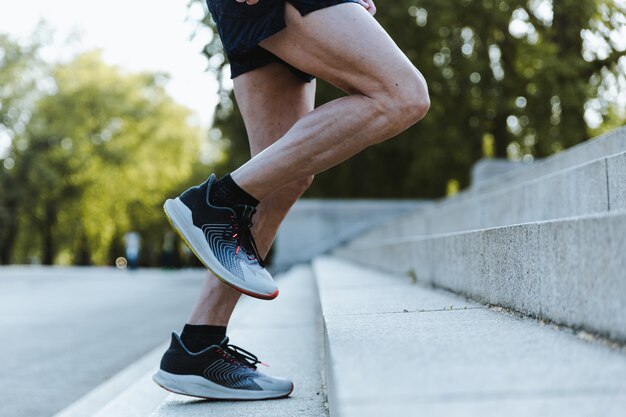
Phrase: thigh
[
  {"left": 233, "top": 62, "right": 316, "bottom": 156},
  {"left": 259, "top": 2, "right": 425, "bottom": 96}
]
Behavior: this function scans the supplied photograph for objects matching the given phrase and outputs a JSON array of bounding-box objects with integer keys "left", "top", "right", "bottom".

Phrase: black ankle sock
[
  {"left": 209, "top": 174, "right": 259, "bottom": 208},
  {"left": 180, "top": 324, "right": 227, "bottom": 353}
]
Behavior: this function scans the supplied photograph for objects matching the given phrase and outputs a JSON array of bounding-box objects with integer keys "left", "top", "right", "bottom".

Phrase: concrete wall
[
  {"left": 272, "top": 199, "right": 429, "bottom": 271},
  {"left": 336, "top": 212, "right": 626, "bottom": 341},
  {"left": 352, "top": 149, "right": 626, "bottom": 242}
]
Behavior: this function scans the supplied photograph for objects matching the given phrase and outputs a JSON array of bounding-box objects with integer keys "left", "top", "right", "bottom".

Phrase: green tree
[
  {"left": 191, "top": 0, "right": 626, "bottom": 197},
  {"left": 4, "top": 48, "right": 205, "bottom": 265},
  {"left": 0, "top": 32, "right": 46, "bottom": 264}
]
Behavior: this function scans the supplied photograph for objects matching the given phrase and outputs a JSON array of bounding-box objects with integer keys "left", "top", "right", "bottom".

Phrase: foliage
[
  {"left": 191, "top": 0, "right": 626, "bottom": 198},
  {"left": 0, "top": 36, "right": 206, "bottom": 265},
  {"left": 0, "top": 32, "right": 46, "bottom": 263}
]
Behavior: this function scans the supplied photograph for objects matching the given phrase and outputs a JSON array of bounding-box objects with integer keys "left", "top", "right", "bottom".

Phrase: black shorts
[{"left": 206, "top": 0, "right": 359, "bottom": 82}]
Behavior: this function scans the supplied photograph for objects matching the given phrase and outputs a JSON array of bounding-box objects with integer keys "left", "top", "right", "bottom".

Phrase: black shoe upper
[
  {"left": 179, "top": 174, "right": 232, "bottom": 228},
  {"left": 160, "top": 332, "right": 270, "bottom": 391},
  {"left": 179, "top": 174, "right": 265, "bottom": 269}
]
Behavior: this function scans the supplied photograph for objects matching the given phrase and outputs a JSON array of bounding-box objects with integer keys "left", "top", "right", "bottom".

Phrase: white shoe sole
[
  {"left": 163, "top": 198, "right": 278, "bottom": 300},
  {"left": 153, "top": 370, "right": 293, "bottom": 400}
]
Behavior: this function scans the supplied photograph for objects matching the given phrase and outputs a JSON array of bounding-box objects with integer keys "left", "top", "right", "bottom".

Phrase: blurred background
[
  {"left": 1, "top": 1, "right": 626, "bottom": 417},
  {"left": 0, "top": 0, "right": 624, "bottom": 268}
]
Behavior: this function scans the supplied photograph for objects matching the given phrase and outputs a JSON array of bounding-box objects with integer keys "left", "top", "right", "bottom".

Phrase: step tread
[
  {"left": 92, "top": 369, "right": 168, "bottom": 417},
  {"left": 52, "top": 344, "right": 168, "bottom": 417},
  {"left": 313, "top": 256, "right": 626, "bottom": 417},
  {"left": 149, "top": 265, "right": 327, "bottom": 417}
]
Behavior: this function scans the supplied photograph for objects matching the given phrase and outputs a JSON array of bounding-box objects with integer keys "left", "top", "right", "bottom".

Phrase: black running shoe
[
  {"left": 163, "top": 174, "right": 277, "bottom": 299},
  {"left": 153, "top": 333, "right": 293, "bottom": 400}
]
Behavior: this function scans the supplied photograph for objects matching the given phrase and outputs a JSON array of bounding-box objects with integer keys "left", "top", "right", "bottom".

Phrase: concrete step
[
  {"left": 149, "top": 264, "right": 326, "bottom": 417},
  {"left": 54, "top": 265, "right": 326, "bottom": 417},
  {"left": 273, "top": 199, "right": 430, "bottom": 272},
  {"left": 52, "top": 343, "right": 169, "bottom": 417},
  {"left": 472, "top": 126, "right": 626, "bottom": 193},
  {"left": 336, "top": 211, "right": 626, "bottom": 341},
  {"left": 355, "top": 148, "right": 626, "bottom": 240},
  {"left": 313, "top": 256, "right": 626, "bottom": 417}
]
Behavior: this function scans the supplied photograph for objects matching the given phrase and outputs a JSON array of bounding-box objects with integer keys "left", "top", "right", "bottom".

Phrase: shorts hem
[
  {"left": 295, "top": 0, "right": 360, "bottom": 16},
  {"left": 211, "top": 0, "right": 361, "bottom": 82},
  {"left": 228, "top": 21, "right": 287, "bottom": 58}
]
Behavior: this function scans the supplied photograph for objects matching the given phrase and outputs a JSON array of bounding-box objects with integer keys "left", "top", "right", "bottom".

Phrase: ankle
[
  {"left": 209, "top": 174, "right": 259, "bottom": 208},
  {"left": 180, "top": 324, "right": 227, "bottom": 352}
]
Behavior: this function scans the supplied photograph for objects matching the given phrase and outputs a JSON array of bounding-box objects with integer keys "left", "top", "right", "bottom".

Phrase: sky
[{"left": 0, "top": 0, "right": 219, "bottom": 128}]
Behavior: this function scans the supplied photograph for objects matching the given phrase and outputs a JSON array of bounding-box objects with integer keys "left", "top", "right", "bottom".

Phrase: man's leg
[
  {"left": 186, "top": 62, "right": 316, "bottom": 328},
  {"left": 162, "top": 2, "right": 429, "bottom": 299},
  {"left": 231, "top": 2, "right": 430, "bottom": 199},
  {"left": 154, "top": 63, "right": 311, "bottom": 400}
]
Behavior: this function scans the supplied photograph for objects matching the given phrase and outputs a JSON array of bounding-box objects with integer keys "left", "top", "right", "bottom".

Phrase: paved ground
[
  {"left": 314, "top": 257, "right": 626, "bottom": 417},
  {"left": 0, "top": 266, "right": 206, "bottom": 417}
]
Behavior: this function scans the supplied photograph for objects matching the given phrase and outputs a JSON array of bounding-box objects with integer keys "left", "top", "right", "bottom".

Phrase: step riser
[
  {"left": 355, "top": 151, "right": 626, "bottom": 241},
  {"left": 273, "top": 200, "right": 428, "bottom": 271},
  {"left": 323, "top": 320, "right": 340, "bottom": 417},
  {"left": 336, "top": 213, "right": 626, "bottom": 341},
  {"left": 609, "top": 152, "right": 626, "bottom": 211}
]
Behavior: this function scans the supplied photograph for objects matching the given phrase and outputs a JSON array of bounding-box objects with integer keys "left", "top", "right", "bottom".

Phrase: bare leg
[
  {"left": 231, "top": 3, "right": 430, "bottom": 199},
  {"left": 187, "top": 63, "right": 316, "bottom": 326}
]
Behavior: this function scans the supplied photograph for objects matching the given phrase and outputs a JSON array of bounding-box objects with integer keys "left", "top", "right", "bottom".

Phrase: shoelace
[
  {"left": 226, "top": 206, "right": 265, "bottom": 267},
  {"left": 223, "top": 343, "right": 269, "bottom": 370}
]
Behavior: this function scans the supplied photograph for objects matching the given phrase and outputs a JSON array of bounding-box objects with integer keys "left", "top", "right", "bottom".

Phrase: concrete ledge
[
  {"left": 471, "top": 158, "right": 526, "bottom": 188},
  {"left": 608, "top": 151, "right": 626, "bottom": 211},
  {"left": 313, "top": 257, "right": 626, "bottom": 417},
  {"left": 472, "top": 126, "right": 626, "bottom": 193},
  {"left": 354, "top": 149, "right": 624, "bottom": 242},
  {"left": 336, "top": 212, "right": 626, "bottom": 341},
  {"left": 273, "top": 199, "right": 429, "bottom": 271}
]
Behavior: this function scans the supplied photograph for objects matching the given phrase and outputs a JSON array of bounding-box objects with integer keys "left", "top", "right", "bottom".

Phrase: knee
[
  {"left": 379, "top": 70, "right": 430, "bottom": 132},
  {"left": 398, "top": 78, "right": 431, "bottom": 125}
]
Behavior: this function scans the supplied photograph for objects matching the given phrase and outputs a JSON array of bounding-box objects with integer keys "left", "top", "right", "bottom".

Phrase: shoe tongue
[{"left": 232, "top": 204, "right": 255, "bottom": 221}]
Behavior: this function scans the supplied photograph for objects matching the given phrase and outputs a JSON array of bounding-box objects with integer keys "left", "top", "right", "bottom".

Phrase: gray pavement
[
  {"left": 0, "top": 266, "right": 205, "bottom": 417},
  {"left": 314, "top": 257, "right": 626, "bottom": 417}
]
